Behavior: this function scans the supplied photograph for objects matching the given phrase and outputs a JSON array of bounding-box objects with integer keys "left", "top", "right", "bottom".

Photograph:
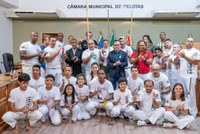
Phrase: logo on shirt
[{"left": 92, "top": 54, "right": 97, "bottom": 59}]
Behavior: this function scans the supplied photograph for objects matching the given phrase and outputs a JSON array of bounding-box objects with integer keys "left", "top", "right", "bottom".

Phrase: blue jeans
[{"left": 110, "top": 73, "right": 125, "bottom": 90}]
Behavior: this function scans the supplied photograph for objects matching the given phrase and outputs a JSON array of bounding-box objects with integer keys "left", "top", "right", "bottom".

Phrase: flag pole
[
  {"left": 130, "top": 10, "right": 133, "bottom": 39},
  {"left": 107, "top": 9, "right": 110, "bottom": 39},
  {"left": 86, "top": 0, "right": 89, "bottom": 39}
]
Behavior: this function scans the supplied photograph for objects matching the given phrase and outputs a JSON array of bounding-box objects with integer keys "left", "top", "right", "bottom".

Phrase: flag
[
  {"left": 98, "top": 32, "right": 103, "bottom": 49},
  {"left": 110, "top": 32, "right": 114, "bottom": 46},
  {"left": 126, "top": 34, "right": 132, "bottom": 46}
]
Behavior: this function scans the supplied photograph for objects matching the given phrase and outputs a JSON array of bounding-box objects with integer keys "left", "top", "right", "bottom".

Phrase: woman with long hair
[{"left": 163, "top": 83, "right": 195, "bottom": 129}]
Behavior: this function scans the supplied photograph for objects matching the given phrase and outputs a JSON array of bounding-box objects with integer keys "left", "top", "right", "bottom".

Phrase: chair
[{"left": 2, "top": 53, "right": 15, "bottom": 72}]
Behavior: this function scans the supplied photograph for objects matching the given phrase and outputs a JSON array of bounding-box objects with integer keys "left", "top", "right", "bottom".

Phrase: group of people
[{"left": 1, "top": 31, "right": 200, "bottom": 133}]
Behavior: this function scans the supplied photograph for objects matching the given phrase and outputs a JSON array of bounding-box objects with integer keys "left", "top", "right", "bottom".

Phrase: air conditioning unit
[
  {"left": 13, "top": 9, "right": 62, "bottom": 18},
  {"left": 153, "top": 10, "right": 200, "bottom": 19}
]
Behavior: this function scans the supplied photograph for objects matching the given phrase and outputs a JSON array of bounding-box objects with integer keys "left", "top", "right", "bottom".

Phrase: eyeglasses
[{"left": 88, "top": 43, "right": 94, "bottom": 45}]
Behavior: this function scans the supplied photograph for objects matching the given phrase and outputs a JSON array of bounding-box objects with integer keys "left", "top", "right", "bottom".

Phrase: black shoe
[
  {"left": 114, "top": 116, "right": 120, "bottom": 121},
  {"left": 123, "top": 115, "right": 129, "bottom": 121}
]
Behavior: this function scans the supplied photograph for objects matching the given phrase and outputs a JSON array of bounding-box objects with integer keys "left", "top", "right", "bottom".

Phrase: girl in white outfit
[
  {"left": 86, "top": 62, "right": 99, "bottom": 86},
  {"left": 163, "top": 83, "right": 195, "bottom": 129},
  {"left": 60, "top": 84, "right": 79, "bottom": 123},
  {"left": 74, "top": 74, "right": 91, "bottom": 120}
]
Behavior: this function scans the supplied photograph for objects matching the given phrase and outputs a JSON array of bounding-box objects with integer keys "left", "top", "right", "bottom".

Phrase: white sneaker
[
  {"left": 137, "top": 120, "right": 147, "bottom": 126},
  {"left": 156, "top": 119, "right": 163, "bottom": 125},
  {"left": 163, "top": 123, "right": 173, "bottom": 128},
  {"left": 41, "top": 116, "right": 46, "bottom": 123}
]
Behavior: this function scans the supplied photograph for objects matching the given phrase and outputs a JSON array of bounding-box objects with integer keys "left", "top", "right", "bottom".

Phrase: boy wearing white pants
[
  {"left": 110, "top": 78, "right": 135, "bottom": 120},
  {"left": 2, "top": 73, "right": 42, "bottom": 133},
  {"left": 133, "top": 80, "right": 165, "bottom": 126},
  {"left": 86, "top": 69, "right": 114, "bottom": 116},
  {"left": 37, "top": 74, "right": 61, "bottom": 125}
]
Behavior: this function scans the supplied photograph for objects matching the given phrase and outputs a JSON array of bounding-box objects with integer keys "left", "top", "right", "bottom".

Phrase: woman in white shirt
[{"left": 163, "top": 83, "right": 195, "bottom": 129}]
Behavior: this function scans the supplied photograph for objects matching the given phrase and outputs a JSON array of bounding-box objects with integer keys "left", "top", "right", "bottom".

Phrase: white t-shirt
[
  {"left": 127, "top": 76, "right": 144, "bottom": 96},
  {"left": 169, "top": 55, "right": 181, "bottom": 80},
  {"left": 138, "top": 89, "right": 160, "bottom": 116},
  {"left": 60, "top": 94, "right": 78, "bottom": 106},
  {"left": 55, "top": 40, "right": 65, "bottom": 48},
  {"left": 114, "top": 89, "right": 133, "bottom": 106},
  {"left": 29, "top": 77, "right": 45, "bottom": 91},
  {"left": 74, "top": 85, "right": 90, "bottom": 97},
  {"left": 89, "top": 79, "right": 114, "bottom": 100},
  {"left": 60, "top": 76, "right": 77, "bottom": 88},
  {"left": 82, "top": 48, "right": 100, "bottom": 74},
  {"left": 179, "top": 48, "right": 200, "bottom": 78},
  {"left": 121, "top": 45, "right": 133, "bottom": 67},
  {"left": 86, "top": 75, "right": 98, "bottom": 86},
  {"left": 100, "top": 47, "right": 113, "bottom": 66},
  {"left": 44, "top": 46, "right": 62, "bottom": 68},
  {"left": 8, "top": 87, "right": 38, "bottom": 109},
  {"left": 64, "top": 44, "right": 72, "bottom": 53},
  {"left": 37, "top": 86, "right": 61, "bottom": 107},
  {"left": 165, "top": 98, "right": 188, "bottom": 116},
  {"left": 19, "top": 41, "right": 41, "bottom": 66},
  {"left": 149, "top": 72, "right": 170, "bottom": 92}
]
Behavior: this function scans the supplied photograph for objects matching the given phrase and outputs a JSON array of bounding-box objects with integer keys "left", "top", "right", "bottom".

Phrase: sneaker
[
  {"left": 114, "top": 116, "right": 120, "bottom": 121},
  {"left": 41, "top": 116, "right": 46, "bottom": 123},
  {"left": 156, "top": 119, "right": 163, "bottom": 125},
  {"left": 137, "top": 120, "right": 147, "bottom": 126},
  {"left": 123, "top": 115, "right": 129, "bottom": 121},
  {"left": 163, "top": 123, "right": 173, "bottom": 128}
]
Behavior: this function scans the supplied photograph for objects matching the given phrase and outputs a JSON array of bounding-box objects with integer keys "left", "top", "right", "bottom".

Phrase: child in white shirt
[{"left": 37, "top": 74, "right": 61, "bottom": 125}]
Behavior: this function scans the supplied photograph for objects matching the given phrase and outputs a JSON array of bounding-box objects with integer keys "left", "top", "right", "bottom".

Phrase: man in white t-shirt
[
  {"left": 119, "top": 36, "right": 133, "bottom": 78},
  {"left": 82, "top": 39, "right": 100, "bottom": 76},
  {"left": 133, "top": 80, "right": 165, "bottom": 126},
  {"left": 127, "top": 66, "right": 144, "bottom": 99},
  {"left": 29, "top": 64, "right": 45, "bottom": 91},
  {"left": 19, "top": 32, "right": 43, "bottom": 77},
  {"left": 37, "top": 74, "right": 61, "bottom": 125},
  {"left": 148, "top": 64, "right": 171, "bottom": 106},
  {"left": 99, "top": 39, "right": 113, "bottom": 79},
  {"left": 2, "top": 73, "right": 42, "bottom": 132},
  {"left": 174, "top": 37, "right": 200, "bottom": 117},
  {"left": 86, "top": 69, "right": 114, "bottom": 116},
  {"left": 44, "top": 36, "right": 65, "bottom": 87}
]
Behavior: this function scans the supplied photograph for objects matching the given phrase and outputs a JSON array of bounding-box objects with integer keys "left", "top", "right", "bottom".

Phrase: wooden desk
[{"left": 0, "top": 74, "right": 19, "bottom": 133}]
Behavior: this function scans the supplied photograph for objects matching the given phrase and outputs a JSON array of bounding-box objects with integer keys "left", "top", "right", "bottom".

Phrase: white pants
[
  {"left": 60, "top": 105, "right": 79, "bottom": 121},
  {"left": 133, "top": 107, "right": 165, "bottom": 125},
  {"left": 86, "top": 100, "right": 114, "bottom": 116},
  {"left": 164, "top": 111, "right": 195, "bottom": 129},
  {"left": 77, "top": 102, "right": 91, "bottom": 120},
  {"left": 46, "top": 68, "right": 62, "bottom": 87},
  {"left": 2, "top": 110, "right": 42, "bottom": 128},
  {"left": 138, "top": 73, "right": 150, "bottom": 81},
  {"left": 180, "top": 77, "right": 197, "bottom": 117},
  {"left": 110, "top": 105, "right": 135, "bottom": 119},
  {"left": 38, "top": 105, "right": 61, "bottom": 125}
]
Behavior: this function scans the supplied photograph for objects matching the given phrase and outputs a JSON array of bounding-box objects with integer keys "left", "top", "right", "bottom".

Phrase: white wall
[
  {"left": 0, "top": 6, "right": 13, "bottom": 73},
  {"left": 17, "top": 0, "right": 198, "bottom": 18}
]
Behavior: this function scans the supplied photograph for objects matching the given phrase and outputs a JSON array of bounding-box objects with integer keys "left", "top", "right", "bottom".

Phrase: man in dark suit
[
  {"left": 66, "top": 38, "right": 83, "bottom": 77},
  {"left": 107, "top": 40, "right": 128, "bottom": 90}
]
